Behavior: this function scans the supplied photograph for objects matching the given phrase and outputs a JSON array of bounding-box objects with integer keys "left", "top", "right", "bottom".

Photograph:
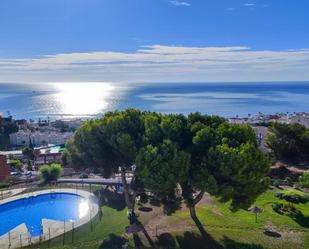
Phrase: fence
[{"left": 0, "top": 206, "right": 101, "bottom": 249}]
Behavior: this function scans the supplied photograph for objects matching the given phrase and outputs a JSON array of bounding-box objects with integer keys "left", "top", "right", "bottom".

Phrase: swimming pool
[{"left": 0, "top": 192, "right": 89, "bottom": 237}]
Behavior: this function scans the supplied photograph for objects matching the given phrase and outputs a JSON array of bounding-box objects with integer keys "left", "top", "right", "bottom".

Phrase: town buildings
[
  {"left": 229, "top": 112, "right": 309, "bottom": 127},
  {"left": 34, "top": 146, "right": 64, "bottom": 166},
  {"left": 9, "top": 131, "right": 73, "bottom": 147},
  {"left": 290, "top": 114, "right": 309, "bottom": 128}
]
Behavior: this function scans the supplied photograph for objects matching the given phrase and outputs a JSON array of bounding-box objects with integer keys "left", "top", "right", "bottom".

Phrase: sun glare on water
[
  {"left": 78, "top": 199, "right": 90, "bottom": 219},
  {"left": 54, "top": 82, "right": 116, "bottom": 117}
]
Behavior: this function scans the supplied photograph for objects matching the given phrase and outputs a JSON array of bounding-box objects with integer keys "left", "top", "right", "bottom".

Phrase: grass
[
  {"left": 173, "top": 189, "right": 309, "bottom": 230},
  {"left": 27, "top": 205, "right": 129, "bottom": 249},
  {"left": 167, "top": 189, "right": 309, "bottom": 249},
  {"left": 26, "top": 188, "right": 308, "bottom": 249}
]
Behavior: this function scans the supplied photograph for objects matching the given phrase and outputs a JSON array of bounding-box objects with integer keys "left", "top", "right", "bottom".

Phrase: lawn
[
  {"left": 26, "top": 188, "right": 308, "bottom": 249},
  {"left": 27, "top": 205, "right": 129, "bottom": 249},
  {"left": 161, "top": 189, "right": 309, "bottom": 249}
]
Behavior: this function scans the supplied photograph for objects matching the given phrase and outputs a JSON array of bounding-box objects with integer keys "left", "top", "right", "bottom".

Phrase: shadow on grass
[
  {"left": 177, "top": 231, "right": 223, "bottom": 249},
  {"left": 291, "top": 210, "right": 309, "bottom": 228},
  {"left": 95, "top": 189, "right": 126, "bottom": 211},
  {"left": 155, "top": 231, "right": 223, "bottom": 249},
  {"left": 156, "top": 233, "right": 177, "bottom": 248},
  {"left": 162, "top": 197, "right": 182, "bottom": 215},
  {"left": 99, "top": 234, "right": 128, "bottom": 249},
  {"left": 222, "top": 236, "right": 264, "bottom": 249},
  {"left": 133, "top": 233, "right": 144, "bottom": 248},
  {"left": 273, "top": 203, "right": 309, "bottom": 228},
  {"left": 149, "top": 198, "right": 162, "bottom": 207}
]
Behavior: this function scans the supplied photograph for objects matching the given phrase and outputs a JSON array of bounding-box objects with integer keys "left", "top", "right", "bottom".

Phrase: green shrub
[
  {"left": 299, "top": 172, "right": 309, "bottom": 188},
  {"left": 275, "top": 189, "right": 309, "bottom": 207},
  {"left": 39, "top": 163, "right": 63, "bottom": 183},
  {"left": 0, "top": 181, "right": 10, "bottom": 189},
  {"left": 272, "top": 203, "right": 296, "bottom": 214},
  {"left": 9, "top": 159, "right": 22, "bottom": 171},
  {"left": 271, "top": 179, "right": 285, "bottom": 187}
]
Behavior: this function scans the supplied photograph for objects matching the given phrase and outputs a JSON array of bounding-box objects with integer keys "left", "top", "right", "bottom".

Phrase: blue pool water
[{"left": 0, "top": 193, "right": 87, "bottom": 237}]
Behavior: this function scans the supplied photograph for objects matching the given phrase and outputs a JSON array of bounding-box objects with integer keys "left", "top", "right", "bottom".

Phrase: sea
[{"left": 0, "top": 82, "right": 309, "bottom": 121}]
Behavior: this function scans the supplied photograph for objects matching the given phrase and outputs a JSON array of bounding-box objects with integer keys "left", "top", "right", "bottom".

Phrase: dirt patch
[{"left": 136, "top": 192, "right": 221, "bottom": 239}]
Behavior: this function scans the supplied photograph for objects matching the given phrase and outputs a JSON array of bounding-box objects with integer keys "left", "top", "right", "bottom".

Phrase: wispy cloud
[
  {"left": 244, "top": 3, "right": 255, "bottom": 7},
  {"left": 0, "top": 45, "right": 309, "bottom": 83},
  {"left": 169, "top": 1, "right": 191, "bottom": 7},
  {"left": 227, "top": 7, "right": 235, "bottom": 11}
]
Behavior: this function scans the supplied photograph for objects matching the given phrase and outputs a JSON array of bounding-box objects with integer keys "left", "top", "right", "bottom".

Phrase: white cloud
[
  {"left": 0, "top": 45, "right": 309, "bottom": 83},
  {"left": 169, "top": 1, "right": 191, "bottom": 7},
  {"left": 227, "top": 7, "right": 235, "bottom": 11}
]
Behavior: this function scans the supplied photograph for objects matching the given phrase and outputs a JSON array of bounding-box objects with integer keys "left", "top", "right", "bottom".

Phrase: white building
[
  {"left": 9, "top": 131, "right": 31, "bottom": 146},
  {"left": 10, "top": 131, "right": 73, "bottom": 147}
]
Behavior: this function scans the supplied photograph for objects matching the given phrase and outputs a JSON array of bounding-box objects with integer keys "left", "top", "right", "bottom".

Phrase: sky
[{"left": 0, "top": 0, "right": 309, "bottom": 83}]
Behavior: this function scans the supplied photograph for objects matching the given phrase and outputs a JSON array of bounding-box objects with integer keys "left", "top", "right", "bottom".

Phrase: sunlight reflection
[
  {"left": 54, "top": 82, "right": 115, "bottom": 116},
  {"left": 78, "top": 199, "right": 90, "bottom": 219}
]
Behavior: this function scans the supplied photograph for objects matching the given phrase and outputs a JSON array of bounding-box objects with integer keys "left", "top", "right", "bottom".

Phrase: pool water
[{"left": 0, "top": 193, "right": 88, "bottom": 237}]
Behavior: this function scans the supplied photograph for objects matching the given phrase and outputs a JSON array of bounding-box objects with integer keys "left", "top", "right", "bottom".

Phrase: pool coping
[{"left": 0, "top": 188, "right": 99, "bottom": 249}]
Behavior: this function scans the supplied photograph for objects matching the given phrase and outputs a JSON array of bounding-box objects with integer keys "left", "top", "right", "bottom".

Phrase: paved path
[{"left": 0, "top": 188, "right": 26, "bottom": 200}]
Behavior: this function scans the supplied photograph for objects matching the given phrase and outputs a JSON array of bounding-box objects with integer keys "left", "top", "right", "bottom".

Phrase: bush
[
  {"left": 0, "top": 181, "right": 10, "bottom": 189},
  {"left": 275, "top": 189, "right": 309, "bottom": 207},
  {"left": 39, "top": 164, "right": 63, "bottom": 183},
  {"left": 9, "top": 159, "right": 23, "bottom": 171},
  {"left": 299, "top": 172, "right": 309, "bottom": 188},
  {"left": 271, "top": 179, "right": 285, "bottom": 187},
  {"left": 272, "top": 203, "right": 293, "bottom": 216}
]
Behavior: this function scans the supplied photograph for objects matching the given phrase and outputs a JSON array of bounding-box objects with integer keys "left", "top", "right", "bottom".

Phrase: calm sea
[{"left": 0, "top": 82, "right": 309, "bottom": 120}]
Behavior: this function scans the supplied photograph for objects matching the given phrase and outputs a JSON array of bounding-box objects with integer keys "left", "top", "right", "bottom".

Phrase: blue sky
[{"left": 0, "top": 0, "right": 309, "bottom": 83}]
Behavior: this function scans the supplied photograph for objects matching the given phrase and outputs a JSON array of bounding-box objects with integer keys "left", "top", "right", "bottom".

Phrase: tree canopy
[
  {"left": 67, "top": 109, "right": 146, "bottom": 213},
  {"left": 0, "top": 116, "right": 18, "bottom": 150},
  {"left": 266, "top": 122, "right": 309, "bottom": 161},
  {"left": 67, "top": 109, "right": 271, "bottom": 232},
  {"left": 136, "top": 113, "right": 270, "bottom": 216}
]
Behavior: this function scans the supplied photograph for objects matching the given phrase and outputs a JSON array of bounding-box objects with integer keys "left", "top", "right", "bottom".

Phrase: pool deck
[
  {"left": 0, "top": 188, "right": 26, "bottom": 200},
  {"left": 0, "top": 188, "right": 99, "bottom": 249}
]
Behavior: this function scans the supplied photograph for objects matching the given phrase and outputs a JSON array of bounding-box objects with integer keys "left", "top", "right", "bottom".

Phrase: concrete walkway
[{"left": 0, "top": 188, "right": 26, "bottom": 200}]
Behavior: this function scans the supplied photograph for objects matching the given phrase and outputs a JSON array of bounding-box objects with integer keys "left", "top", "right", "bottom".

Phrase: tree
[
  {"left": 137, "top": 139, "right": 190, "bottom": 198},
  {"left": 22, "top": 146, "right": 34, "bottom": 160},
  {"left": 67, "top": 109, "right": 145, "bottom": 217},
  {"left": 136, "top": 113, "right": 270, "bottom": 238},
  {"left": 39, "top": 163, "right": 63, "bottom": 183},
  {"left": 0, "top": 115, "right": 18, "bottom": 150},
  {"left": 299, "top": 172, "right": 309, "bottom": 188},
  {"left": 207, "top": 142, "right": 270, "bottom": 208},
  {"left": 68, "top": 110, "right": 270, "bottom": 236},
  {"left": 266, "top": 123, "right": 309, "bottom": 161},
  {"left": 61, "top": 149, "right": 70, "bottom": 166}
]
